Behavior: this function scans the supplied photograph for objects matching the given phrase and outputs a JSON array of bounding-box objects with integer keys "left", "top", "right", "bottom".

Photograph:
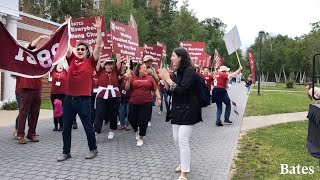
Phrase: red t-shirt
[
  {"left": 96, "top": 68, "right": 120, "bottom": 98},
  {"left": 203, "top": 74, "right": 214, "bottom": 90},
  {"left": 129, "top": 75, "right": 157, "bottom": 105},
  {"left": 66, "top": 52, "right": 96, "bottom": 96},
  {"left": 51, "top": 70, "right": 68, "bottom": 94},
  {"left": 19, "top": 77, "right": 42, "bottom": 90},
  {"left": 92, "top": 74, "right": 99, "bottom": 90},
  {"left": 15, "top": 76, "right": 21, "bottom": 94},
  {"left": 214, "top": 72, "right": 229, "bottom": 88},
  {"left": 119, "top": 76, "right": 131, "bottom": 99}
]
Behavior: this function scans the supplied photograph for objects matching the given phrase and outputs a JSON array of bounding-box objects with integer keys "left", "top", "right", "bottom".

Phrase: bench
[{"left": 254, "top": 82, "right": 276, "bottom": 87}]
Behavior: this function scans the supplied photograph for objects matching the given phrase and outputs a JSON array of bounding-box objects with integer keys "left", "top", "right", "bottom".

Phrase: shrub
[
  {"left": 2, "top": 100, "right": 18, "bottom": 110},
  {"left": 285, "top": 80, "right": 294, "bottom": 88}
]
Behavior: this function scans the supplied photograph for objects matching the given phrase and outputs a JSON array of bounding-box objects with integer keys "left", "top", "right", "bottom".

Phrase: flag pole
[{"left": 233, "top": 40, "right": 242, "bottom": 67}]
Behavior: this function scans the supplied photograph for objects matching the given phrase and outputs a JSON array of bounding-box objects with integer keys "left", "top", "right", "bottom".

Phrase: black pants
[
  {"left": 94, "top": 97, "right": 120, "bottom": 133},
  {"left": 129, "top": 102, "right": 153, "bottom": 136},
  {"left": 50, "top": 94, "right": 66, "bottom": 127},
  {"left": 91, "top": 92, "right": 97, "bottom": 123}
]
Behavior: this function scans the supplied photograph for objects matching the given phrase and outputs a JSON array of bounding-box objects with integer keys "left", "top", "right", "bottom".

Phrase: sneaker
[
  {"left": 157, "top": 111, "right": 163, "bottom": 115},
  {"left": 57, "top": 127, "right": 63, "bottom": 131},
  {"left": 125, "top": 125, "right": 131, "bottom": 131},
  {"left": 57, "top": 153, "right": 71, "bottom": 162},
  {"left": 95, "top": 132, "right": 102, "bottom": 140},
  {"left": 148, "top": 121, "right": 151, "bottom": 127},
  {"left": 216, "top": 123, "right": 223, "bottom": 126},
  {"left": 107, "top": 132, "right": 114, "bottom": 139},
  {"left": 85, "top": 149, "right": 98, "bottom": 159},
  {"left": 137, "top": 139, "right": 143, "bottom": 146},
  {"left": 135, "top": 132, "right": 140, "bottom": 141},
  {"left": 73, "top": 122, "right": 78, "bottom": 129},
  {"left": 53, "top": 126, "right": 58, "bottom": 131},
  {"left": 224, "top": 120, "right": 233, "bottom": 124},
  {"left": 13, "top": 129, "right": 18, "bottom": 140}
]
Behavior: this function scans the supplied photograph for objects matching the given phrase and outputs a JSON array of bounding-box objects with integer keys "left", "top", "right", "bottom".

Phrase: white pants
[{"left": 172, "top": 124, "right": 194, "bottom": 172}]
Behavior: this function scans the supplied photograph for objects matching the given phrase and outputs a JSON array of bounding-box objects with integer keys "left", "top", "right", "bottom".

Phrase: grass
[
  {"left": 41, "top": 99, "right": 52, "bottom": 109},
  {"left": 245, "top": 91, "right": 311, "bottom": 116},
  {"left": 233, "top": 121, "right": 320, "bottom": 180},
  {"left": 251, "top": 83, "right": 306, "bottom": 91}
]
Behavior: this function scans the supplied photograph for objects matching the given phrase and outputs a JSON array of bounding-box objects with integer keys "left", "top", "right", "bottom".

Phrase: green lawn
[
  {"left": 233, "top": 121, "right": 320, "bottom": 180},
  {"left": 251, "top": 83, "right": 306, "bottom": 91},
  {"left": 41, "top": 99, "right": 52, "bottom": 109}
]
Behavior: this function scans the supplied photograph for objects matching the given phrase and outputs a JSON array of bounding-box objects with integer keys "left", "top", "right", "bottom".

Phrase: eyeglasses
[{"left": 77, "top": 48, "right": 86, "bottom": 52}]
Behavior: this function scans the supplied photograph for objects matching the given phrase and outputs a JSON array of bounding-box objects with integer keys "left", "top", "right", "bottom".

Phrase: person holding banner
[
  {"left": 16, "top": 35, "right": 49, "bottom": 144},
  {"left": 213, "top": 65, "right": 242, "bottom": 126},
  {"left": 50, "top": 63, "right": 68, "bottom": 131},
  {"left": 158, "top": 47, "right": 202, "bottom": 180},
  {"left": 119, "top": 61, "right": 131, "bottom": 131},
  {"left": 57, "top": 16, "right": 102, "bottom": 162},
  {"left": 94, "top": 54, "right": 122, "bottom": 140},
  {"left": 125, "top": 62, "right": 161, "bottom": 147}
]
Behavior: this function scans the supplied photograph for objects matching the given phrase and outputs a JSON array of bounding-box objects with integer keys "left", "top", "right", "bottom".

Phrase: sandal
[
  {"left": 178, "top": 176, "right": 187, "bottom": 180},
  {"left": 18, "top": 137, "right": 26, "bottom": 144},
  {"left": 174, "top": 165, "right": 181, "bottom": 173}
]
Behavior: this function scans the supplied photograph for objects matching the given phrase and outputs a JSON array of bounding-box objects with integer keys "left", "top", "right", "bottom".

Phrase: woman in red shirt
[
  {"left": 94, "top": 54, "right": 122, "bottom": 140},
  {"left": 50, "top": 63, "right": 67, "bottom": 131},
  {"left": 125, "top": 63, "right": 161, "bottom": 146}
]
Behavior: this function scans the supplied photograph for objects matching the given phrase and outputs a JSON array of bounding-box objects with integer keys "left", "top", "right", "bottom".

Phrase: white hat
[
  {"left": 100, "top": 59, "right": 115, "bottom": 67},
  {"left": 218, "top": 65, "right": 230, "bottom": 72},
  {"left": 76, "top": 40, "right": 93, "bottom": 55},
  {"left": 143, "top": 55, "right": 154, "bottom": 62}
]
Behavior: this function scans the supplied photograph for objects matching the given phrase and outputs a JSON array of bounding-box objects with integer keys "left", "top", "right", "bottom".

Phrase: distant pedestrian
[{"left": 245, "top": 75, "right": 253, "bottom": 95}]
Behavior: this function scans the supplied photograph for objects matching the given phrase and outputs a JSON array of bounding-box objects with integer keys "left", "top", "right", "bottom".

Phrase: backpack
[
  {"left": 53, "top": 99, "right": 63, "bottom": 118},
  {"left": 197, "top": 75, "right": 211, "bottom": 108}
]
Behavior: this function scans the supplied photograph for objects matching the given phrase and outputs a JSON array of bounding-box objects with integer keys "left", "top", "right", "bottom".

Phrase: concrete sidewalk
[{"left": 241, "top": 111, "right": 308, "bottom": 132}]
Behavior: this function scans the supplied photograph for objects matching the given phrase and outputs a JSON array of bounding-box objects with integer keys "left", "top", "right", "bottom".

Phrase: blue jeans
[
  {"left": 215, "top": 90, "right": 231, "bottom": 124},
  {"left": 62, "top": 96, "right": 97, "bottom": 154},
  {"left": 160, "top": 90, "right": 168, "bottom": 112},
  {"left": 119, "top": 99, "right": 129, "bottom": 126}
]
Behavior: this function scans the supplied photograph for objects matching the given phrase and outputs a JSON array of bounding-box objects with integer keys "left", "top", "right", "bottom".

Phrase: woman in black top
[{"left": 159, "top": 47, "right": 201, "bottom": 180}]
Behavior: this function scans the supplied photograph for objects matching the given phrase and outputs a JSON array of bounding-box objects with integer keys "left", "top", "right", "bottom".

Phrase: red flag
[
  {"left": 128, "top": 14, "right": 137, "bottom": 29},
  {"left": 247, "top": 51, "right": 256, "bottom": 84},
  {"left": 212, "top": 49, "right": 224, "bottom": 69},
  {"left": 0, "top": 21, "right": 69, "bottom": 78}
]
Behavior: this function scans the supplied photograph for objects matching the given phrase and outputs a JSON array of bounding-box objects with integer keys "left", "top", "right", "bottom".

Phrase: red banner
[
  {"left": 212, "top": 49, "right": 224, "bottom": 70},
  {"left": 132, "top": 47, "right": 144, "bottom": 63},
  {"left": 248, "top": 51, "right": 256, "bottom": 83},
  {"left": 143, "top": 43, "right": 163, "bottom": 67},
  {"left": 110, "top": 21, "right": 139, "bottom": 57},
  {"left": 0, "top": 21, "right": 69, "bottom": 78},
  {"left": 157, "top": 41, "right": 167, "bottom": 58},
  {"left": 70, "top": 17, "right": 109, "bottom": 55},
  {"left": 100, "top": 32, "right": 113, "bottom": 60},
  {"left": 180, "top": 41, "right": 206, "bottom": 64}
]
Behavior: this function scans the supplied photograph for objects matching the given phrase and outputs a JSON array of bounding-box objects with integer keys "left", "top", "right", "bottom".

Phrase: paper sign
[
  {"left": 110, "top": 21, "right": 139, "bottom": 57},
  {"left": 180, "top": 41, "right": 206, "bottom": 63},
  {"left": 223, "top": 26, "right": 242, "bottom": 55},
  {"left": 143, "top": 43, "right": 163, "bottom": 67}
]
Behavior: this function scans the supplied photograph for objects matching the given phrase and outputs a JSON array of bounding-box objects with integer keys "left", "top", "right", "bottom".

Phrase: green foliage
[
  {"left": 233, "top": 121, "right": 320, "bottom": 180},
  {"left": 286, "top": 80, "right": 294, "bottom": 88},
  {"left": 2, "top": 101, "right": 18, "bottom": 110},
  {"left": 41, "top": 99, "right": 53, "bottom": 110}
]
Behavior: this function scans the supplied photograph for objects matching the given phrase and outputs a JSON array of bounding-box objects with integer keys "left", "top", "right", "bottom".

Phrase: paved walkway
[{"left": 1, "top": 82, "right": 306, "bottom": 180}]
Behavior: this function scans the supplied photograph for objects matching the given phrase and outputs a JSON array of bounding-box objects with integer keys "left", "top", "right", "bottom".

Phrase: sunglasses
[{"left": 77, "top": 48, "right": 86, "bottom": 52}]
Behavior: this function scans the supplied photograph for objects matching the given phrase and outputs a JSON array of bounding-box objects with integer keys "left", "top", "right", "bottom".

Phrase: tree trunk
[{"left": 283, "top": 67, "right": 287, "bottom": 82}]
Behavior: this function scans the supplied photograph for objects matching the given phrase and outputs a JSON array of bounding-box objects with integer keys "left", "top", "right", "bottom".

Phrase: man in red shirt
[
  {"left": 16, "top": 35, "right": 49, "bottom": 144},
  {"left": 213, "top": 65, "right": 242, "bottom": 126},
  {"left": 57, "top": 16, "right": 102, "bottom": 162}
]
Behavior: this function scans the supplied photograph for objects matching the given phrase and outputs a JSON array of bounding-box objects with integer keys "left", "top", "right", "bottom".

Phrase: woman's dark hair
[
  {"left": 134, "top": 62, "right": 145, "bottom": 76},
  {"left": 173, "top": 47, "right": 193, "bottom": 71}
]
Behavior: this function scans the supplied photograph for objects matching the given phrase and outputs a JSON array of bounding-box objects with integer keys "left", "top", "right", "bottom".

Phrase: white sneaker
[
  {"left": 107, "top": 132, "right": 114, "bottom": 139},
  {"left": 148, "top": 121, "right": 151, "bottom": 127},
  {"left": 137, "top": 139, "right": 143, "bottom": 146},
  {"left": 157, "top": 111, "right": 163, "bottom": 115},
  {"left": 135, "top": 132, "right": 140, "bottom": 141}
]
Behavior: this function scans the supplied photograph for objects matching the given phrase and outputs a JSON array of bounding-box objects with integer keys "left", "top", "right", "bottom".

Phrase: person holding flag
[{"left": 213, "top": 65, "right": 242, "bottom": 126}]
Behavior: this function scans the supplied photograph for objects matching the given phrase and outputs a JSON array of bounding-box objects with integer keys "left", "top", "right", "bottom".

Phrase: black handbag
[{"left": 166, "top": 95, "right": 172, "bottom": 122}]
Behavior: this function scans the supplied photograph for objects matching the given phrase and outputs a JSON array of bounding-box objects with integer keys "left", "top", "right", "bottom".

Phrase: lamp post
[{"left": 258, "top": 30, "right": 265, "bottom": 96}]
